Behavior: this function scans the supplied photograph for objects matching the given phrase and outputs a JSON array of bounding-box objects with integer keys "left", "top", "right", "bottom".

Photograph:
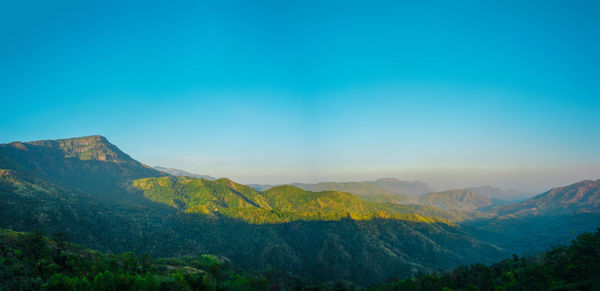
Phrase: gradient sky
[{"left": 1, "top": 1, "right": 599, "bottom": 192}]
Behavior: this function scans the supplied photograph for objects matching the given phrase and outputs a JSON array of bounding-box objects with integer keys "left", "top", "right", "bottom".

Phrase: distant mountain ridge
[
  {"left": 359, "top": 189, "right": 498, "bottom": 212},
  {"left": 466, "top": 186, "right": 530, "bottom": 201},
  {"left": 251, "top": 178, "right": 433, "bottom": 196},
  {"left": 153, "top": 166, "right": 215, "bottom": 180},
  {"left": 413, "top": 189, "right": 493, "bottom": 211}
]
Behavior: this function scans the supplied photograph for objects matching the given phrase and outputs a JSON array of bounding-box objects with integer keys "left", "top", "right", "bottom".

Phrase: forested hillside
[
  {"left": 3, "top": 227, "right": 598, "bottom": 290},
  {"left": 0, "top": 136, "right": 507, "bottom": 285},
  {"left": 369, "top": 228, "right": 600, "bottom": 290},
  {"left": 0, "top": 136, "right": 599, "bottom": 287},
  {"left": 461, "top": 180, "right": 600, "bottom": 257},
  {"left": 0, "top": 228, "right": 329, "bottom": 290}
]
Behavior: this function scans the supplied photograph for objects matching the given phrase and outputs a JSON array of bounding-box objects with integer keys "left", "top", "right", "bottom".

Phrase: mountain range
[
  {"left": 1, "top": 135, "right": 599, "bottom": 286},
  {"left": 250, "top": 178, "right": 433, "bottom": 196}
]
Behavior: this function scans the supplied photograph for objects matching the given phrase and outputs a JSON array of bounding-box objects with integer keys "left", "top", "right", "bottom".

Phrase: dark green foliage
[
  {"left": 4, "top": 228, "right": 600, "bottom": 290},
  {"left": 0, "top": 229, "right": 281, "bottom": 290},
  {"left": 368, "top": 228, "right": 600, "bottom": 291}
]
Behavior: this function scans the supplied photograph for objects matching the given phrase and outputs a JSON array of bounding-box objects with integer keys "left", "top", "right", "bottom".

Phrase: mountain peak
[
  {"left": 0, "top": 135, "right": 163, "bottom": 198},
  {"left": 21, "top": 135, "right": 129, "bottom": 163}
]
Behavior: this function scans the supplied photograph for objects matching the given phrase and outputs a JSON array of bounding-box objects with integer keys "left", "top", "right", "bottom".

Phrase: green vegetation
[
  {"left": 0, "top": 135, "right": 164, "bottom": 199},
  {"left": 133, "top": 176, "right": 271, "bottom": 215},
  {"left": 133, "top": 177, "right": 450, "bottom": 224},
  {"left": 3, "top": 228, "right": 599, "bottom": 290},
  {"left": 0, "top": 228, "right": 328, "bottom": 290},
  {"left": 369, "top": 228, "right": 600, "bottom": 291},
  {"left": 375, "top": 203, "right": 479, "bottom": 222}
]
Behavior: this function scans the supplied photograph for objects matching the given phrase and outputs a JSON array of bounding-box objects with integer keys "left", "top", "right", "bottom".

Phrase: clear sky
[{"left": 1, "top": 1, "right": 599, "bottom": 192}]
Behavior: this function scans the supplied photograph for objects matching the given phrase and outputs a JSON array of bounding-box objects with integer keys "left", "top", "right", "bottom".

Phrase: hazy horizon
[{"left": 1, "top": 1, "right": 599, "bottom": 193}]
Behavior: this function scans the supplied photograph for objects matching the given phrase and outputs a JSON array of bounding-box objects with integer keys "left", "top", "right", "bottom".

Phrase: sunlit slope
[{"left": 133, "top": 177, "right": 448, "bottom": 224}]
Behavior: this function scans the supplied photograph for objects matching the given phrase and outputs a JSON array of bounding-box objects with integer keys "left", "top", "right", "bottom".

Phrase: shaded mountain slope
[
  {"left": 370, "top": 228, "right": 600, "bottom": 291},
  {"left": 463, "top": 180, "right": 600, "bottom": 254}
]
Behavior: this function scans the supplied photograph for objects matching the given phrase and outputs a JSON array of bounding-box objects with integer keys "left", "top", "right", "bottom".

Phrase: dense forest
[
  {"left": 1, "top": 228, "right": 599, "bottom": 290},
  {"left": 369, "top": 228, "right": 600, "bottom": 291},
  {"left": 0, "top": 228, "right": 335, "bottom": 290}
]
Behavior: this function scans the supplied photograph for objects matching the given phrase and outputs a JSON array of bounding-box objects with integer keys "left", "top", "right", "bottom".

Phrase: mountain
[
  {"left": 413, "top": 189, "right": 493, "bottom": 211},
  {"left": 466, "top": 186, "right": 530, "bottom": 202},
  {"left": 153, "top": 166, "right": 215, "bottom": 180},
  {"left": 368, "top": 178, "right": 433, "bottom": 196},
  {"left": 0, "top": 135, "right": 508, "bottom": 285},
  {"left": 280, "top": 178, "right": 432, "bottom": 196},
  {"left": 291, "top": 181, "right": 391, "bottom": 196},
  {"left": 372, "top": 228, "right": 600, "bottom": 290},
  {"left": 362, "top": 189, "right": 494, "bottom": 212},
  {"left": 132, "top": 176, "right": 445, "bottom": 224},
  {"left": 0, "top": 135, "right": 164, "bottom": 199},
  {"left": 463, "top": 180, "right": 600, "bottom": 254},
  {"left": 491, "top": 179, "right": 600, "bottom": 216}
]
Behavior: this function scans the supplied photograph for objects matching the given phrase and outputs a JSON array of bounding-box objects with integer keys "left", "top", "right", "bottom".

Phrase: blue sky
[{"left": 1, "top": 0, "right": 599, "bottom": 192}]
